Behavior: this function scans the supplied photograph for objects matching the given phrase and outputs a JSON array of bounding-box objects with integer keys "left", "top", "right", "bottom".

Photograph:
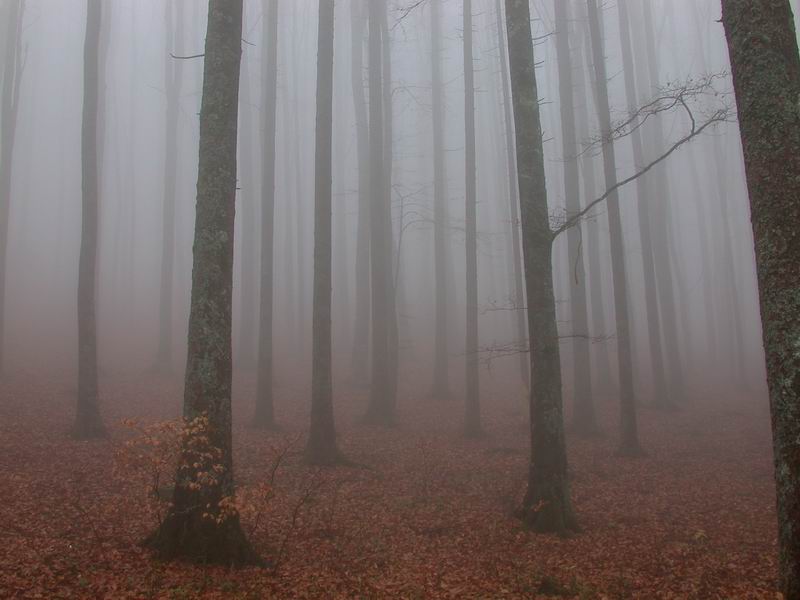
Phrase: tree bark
[
  {"left": 721, "top": 2, "right": 800, "bottom": 596},
  {"left": 74, "top": 0, "right": 106, "bottom": 439},
  {"left": 145, "top": 0, "right": 259, "bottom": 565},
  {"left": 505, "top": 0, "right": 577, "bottom": 534},
  {"left": 254, "top": 0, "right": 279, "bottom": 429},
  {"left": 308, "top": 0, "right": 342, "bottom": 464}
]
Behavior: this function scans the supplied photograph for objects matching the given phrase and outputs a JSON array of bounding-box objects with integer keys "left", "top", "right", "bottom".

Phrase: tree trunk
[
  {"left": 430, "top": 0, "right": 450, "bottom": 399},
  {"left": 505, "top": 0, "right": 577, "bottom": 534},
  {"left": 254, "top": 0, "right": 279, "bottom": 429},
  {"left": 350, "top": 0, "right": 370, "bottom": 386},
  {"left": 616, "top": 0, "right": 670, "bottom": 410},
  {"left": 495, "top": 0, "right": 528, "bottom": 390},
  {"left": 721, "top": 2, "right": 800, "bottom": 596},
  {"left": 0, "top": 0, "right": 23, "bottom": 374},
  {"left": 308, "top": 0, "right": 342, "bottom": 464},
  {"left": 74, "top": 0, "right": 106, "bottom": 439},
  {"left": 145, "top": 0, "right": 259, "bottom": 565},
  {"left": 586, "top": 0, "right": 642, "bottom": 456},
  {"left": 155, "top": 0, "right": 186, "bottom": 374},
  {"left": 463, "top": 0, "right": 480, "bottom": 436},
  {"left": 364, "top": 0, "right": 395, "bottom": 425},
  {"left": 554, "top": 0, "right": 596, "bottom": 433}
]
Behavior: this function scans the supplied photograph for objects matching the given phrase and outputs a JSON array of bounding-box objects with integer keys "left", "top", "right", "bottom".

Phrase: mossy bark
[
  {"left": 74, "top": 0, "right": 106, "bottom": 440},
  {"left": 721, "top": 1, "right": 800, "bottom": 596},
  {"left": 145, "top": 0, "right": 259, "bottom": 566},
  {"left": 505, "top": 0, "right": 578, "bottom": 535}
]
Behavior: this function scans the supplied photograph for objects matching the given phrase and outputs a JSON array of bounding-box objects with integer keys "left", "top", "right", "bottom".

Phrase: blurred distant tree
[
  {"left": 0, "top": 0, "right": 24, "bottom": 375},
  {"left": 254, "top": 0, "right": 279, "bottom": 429},
  {"left": 145, "top": 0, "right": 259, "bottom": 565},
  {"left": 73, "top": 0, "right": 106, "bottom": 439},
  {"left": 463, "top": 0, "right": 480, "bottom": 437},
  {"left": 721, "top": 1, "right": 800, "bottom": 597},
  {"left": 586, "top": 0, "right": 642, "bottom": 456},
  {"left": 308, "top": 0, "right": 343, "bottom": 464},
  {"left": 155, "top": 0, "right": 186, "bottom": 374}
]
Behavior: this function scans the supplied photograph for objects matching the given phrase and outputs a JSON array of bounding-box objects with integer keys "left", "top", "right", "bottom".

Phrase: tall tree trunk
[
  {"left": 0, "top": 0, "right": 24, "bottom": 374},
  {"left": 236, "top": 9, "right": 258, "bottom": 371},
  {"left": 616, "top": 0, "right": 670, "bottom": 410},
  {"left": 721, "top": 2, "right": 800, "bottom": 596},
  {"left": 350, "top": 0, "right": 370, "bottom": 386},
  {"left": 74, "top": 0, "right": 106, "bottom": 439},
  {"left": 254, "top": 0, "right": 279, "bottom": 429},
  {"left": 463, "top": 0, "right": 480, "bottom": 436},
  {"left": 364, "top": 0, "right": 395, "bottom": 425},
  {"left": 586, "top": 0, "right": 641, "bottom": 456},
  {"left": 505, "top": 0, "right": 577, "bottom": 534},
  {"left": 495, "top": 0, "right": 528, "bottom": 390},
  {"left": 145, "top": 0, "right": 258, "bottom": 565},
  {"left": 156, "top": 0, "right": 186, "bottom": 374},
  {"left": 638, "top": 1, "right": 687, "bottom": 403},
  {"left": 574, "top": 8, "right": 614, "bottom": 395},
  {"left": 554, "top": 0, "right": 596, "bottom": 433},
  {"left": 430, "top": 0, "right": 450, "bottom": 399},
  {"left": 308, "top": 0, "right": 342, "bottom": 464}
]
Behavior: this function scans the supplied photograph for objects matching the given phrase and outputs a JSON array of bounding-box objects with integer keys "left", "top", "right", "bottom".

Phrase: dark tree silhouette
[
  {"left": 308, "top": 0, "right": 343, "bottom": 464},
  {"left": 145, "top": 0, "right": 259, "bottom": 566},
  {"left": 73, "top": 0, "right": 106, "bottom": 440},
  {"left": 721, "top": 1, "right": 800, "bottom": 596}
]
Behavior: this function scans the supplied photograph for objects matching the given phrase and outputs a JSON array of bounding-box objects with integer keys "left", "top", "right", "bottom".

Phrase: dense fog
[
  {"left": 2, "top": 0, "right": 797, "bottom": 596},
  {"left": 2, "top": 0, "right": 766, "bottom": 402}
]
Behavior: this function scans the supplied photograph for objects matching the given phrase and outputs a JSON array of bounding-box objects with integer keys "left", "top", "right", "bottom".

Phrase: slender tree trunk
[
  {"left": 505, "top": 0, "right": 577, "bottom": 534},
  {"left": 350, "top": 0, "right": 370, "bottom": 385},
  {"left": 616, "top": 0, "right": 670, "bottom": 410},
  {"left": 156, "top": 0, "right": 185, "bottom": 374},
  {"left": 638, "top": 1, "right": 686, "bottom": 403},
  {"left": 364, "top": 0, "right": 395, "bottom": 425},
  {"left": 495, "top": 0, "right": 528, "bottom": 390},
  {"left": 0, "top": 0, "right": 24, "bottom": 374},
  {"left": 74, "top": 0, "right": 106, "bottom": 439},
  {"left": 430, "top": 0, "right": 450, "bottom": 399},
  {"left": 145, "top": 0, "right": 259, "bottom": 565},
  {"left": 463, "top": 0, "right": 480, "bottom": 436},
  {"left": 586, "top": 0, "right": 641, "bottom": 456},
  {"left": 236, "top": 11, "right": 258, "bottom": 371},
  {"left": 721, "top": 2, "right": 800, "bottom": 596},
  {"left": 308, "top": 0, "right": 342, "bottom": 464},
  {"left": 574, "top": 10, "right": 614, "bottom": 395},
  {"left": 554, "top": 0, "right": 596, "bottom": 433},
  {"left": 254, "top": 0, "right": 279, "bottom": 429}
]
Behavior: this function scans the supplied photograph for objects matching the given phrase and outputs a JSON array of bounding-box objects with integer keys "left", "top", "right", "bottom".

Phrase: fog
[
  {"left": 0, "top": 0, "right": 786, "bottom": 596},
  {"left": 3, "top": 0, "right": 764, "bottom": 396}
]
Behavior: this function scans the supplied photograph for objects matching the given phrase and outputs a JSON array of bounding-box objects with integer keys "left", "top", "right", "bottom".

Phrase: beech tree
[
  {"left": 145, "top": 0, "right": 259, "bottom": 565},
  {"left": 254, "top": 0, "right": 279, "bottom": 429},
  {"left": 73, "top": 0, "right": 106, "bottom": 440},
  {"left": 308, "top": 0, "right": 342, "bottom": 464},
  {"left": 721, "top": 1, "right": 800, "bottom": 596}
]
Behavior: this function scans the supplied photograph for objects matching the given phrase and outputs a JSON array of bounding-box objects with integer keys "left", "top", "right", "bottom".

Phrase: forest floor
[{"left": 0, "top": 368, "right": 779, "bottom": 599}]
